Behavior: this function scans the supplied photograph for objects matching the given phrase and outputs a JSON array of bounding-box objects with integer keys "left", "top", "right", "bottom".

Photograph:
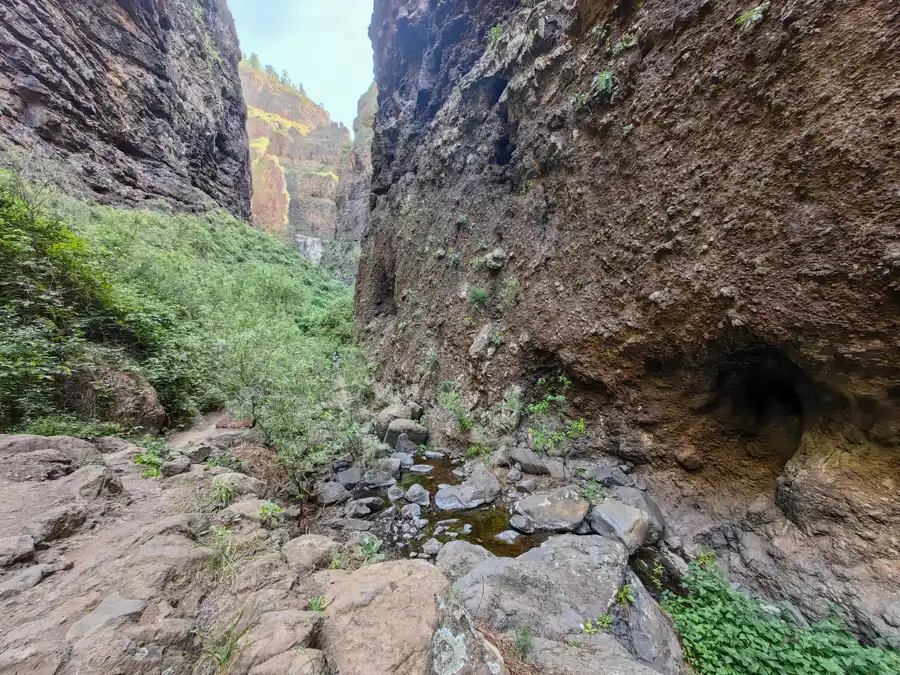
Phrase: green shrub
[
  {"left": 663, "top": 560, "right": 900, "bottom": 675},
  {"left": 736, "top": 1, "right": 769, "bottom": 34},
  {"left": 468, "top": 286, "right": 488, "bottom": 307},
  {"left": 514, "top": 626, "right": 534, "bottom": 660},
  {"left": 487, "top": 23, "right": 504, "bottom": 48}
]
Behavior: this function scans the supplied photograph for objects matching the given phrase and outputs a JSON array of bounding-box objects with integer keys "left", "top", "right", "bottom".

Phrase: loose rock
[
  {"left": 405, "top": 483, "right": 430, "bottom": 507},
  {"left": 384, "top": 419, "right": 428, "bottom": 447},
  {"left": 434, "top": 464, "right": 501, "bottom": 510},
  {"left": 588, "top": 501, "right": 650, "bottom": 554},
  {"left": 318, "top": 481, "right": 351, "bottom": 506},
  {"left": 510, "top": 445, "right": 549, "bottom": 475},
  {"left": 516, "top": 486, "right": 589, "bottom": 531}
]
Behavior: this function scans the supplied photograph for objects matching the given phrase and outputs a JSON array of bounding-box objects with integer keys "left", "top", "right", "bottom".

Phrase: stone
[
  {"left": 409, "top": 464, "right": 433, "bottom": 474},
  {"left": 322, "top": 560, "right": 504, "bottom": 675},
  {"left": 612, "top": 487, "right": 666, "bottom": 545},
  {"left": 387, "top": 485, "right": 406, "bottom": 501},
  {"left": 509, "top": 514, "right": 535, "bottom": 534},
  {"left": 374, "top": 403, "right": 413, "bottom": 438},
  {"left": 507, "top": 467, "right": 522, "bottom": 483},
  {"left": 454, "top": 535, "right": 627, "bottom": 639},
  {"left": 422, "top": 538, "right": 443, "bottom": 557},
  {"left": 32, "top": 504, "right": 87, "bottom": 544},
  {"left": 336, "top": 467, "right": 362, "bottom": 487},
  {"left": 391, "top": 452, "right": 414, "bottom": 468},
  {"left": 401, "top": 503, "right": 422, "bottom": 520},
  {"left": 436, "top": 540, "right": 495, "bottom": 582},
  {"left": 413, "top": 518, "right": 428, "bottom": 529},
  {"left": 377, "top": 505, "right": 398, "bottom": 521},
  {"left": 332, "top": 458, "right": 353, "bottom": 472},
  {"left": 593, "top": 466, "right": 634, "bottom": 488},
  {"left": 64, "top": 465, "right": 124, "bottom": 499},
  {"left": 318, "top": 481, "right": 351, "bottom": 506},
  {"left": 224, "top": 499, "right": 269, "bottom": 523},
  {"left": 0, "top": 536, "right": 34, "bottom": 567},
  {"left": 490, "top": 447, "right": 510, "bottom": 468},
  {"left": 407, "top": 400, "right": 424, "bottom": 420},
  {"left": 249, "top": 648, "right": 325, "bottom": 675},
  {"left": 423, "top": 449, "right": 446, "bottom": 459},
  {"left": 373, "top": 457, "right": 403, "bottom": 478},
  {"left": 574, "top": 520, "right": 592, "bottom": 535},
  {"left": 282, "top": 534, "right": 339, "bottom": 573},
  {"left": 621, "top": 571, "right": 685, "bottom": 673},
  {"left": 517, "top": 477, "right": 538, "bottom": 493},
  {"left": 516, "top": 486, "right": 590, "bottom": 531},
  {"left": 343, "top": 518, "right": 373, "bottom": 531},
  {"left": 346, "top": 501, "right": 372, "bottom": 518},
  {"left": 180, "top": 443, "right": 212, "bottom": 463},
  {"left": 530, "top": 635, "right": 660, "bottom": 675},
  {"left": 486, "top": 247, "right": 507, "bottom": 270},
  {"left": 160, "top": 455, "right": 190, "bottom": 476},
  {"left": 230, "top": 609, "right": 322, "bottom": 674},
  {"left": 66, "top": 592, "right": 147, "bottom": 640},
  {"left": 676, "top": 446, "right": 704, "bottom": 470},
  {"left": 494, "top": 530, "right": 520, "bottom": 544},
  {"left": 405, "top": 483, "right": 430, "bottom": 507},
  {"left": 434, "top": 464, "right": 501, "bottom": 510},
  {"left": 213, "top": 472, "right": 266, "bottom": 497},
  {"left": 510, "top": 445, "right": 549, "bottom": 474},
  {"left": 588, "top": 501, "right": 650, "bottom": 554},
  {"left": 384, "top": 419, "right": 428, "bottom": 447}
]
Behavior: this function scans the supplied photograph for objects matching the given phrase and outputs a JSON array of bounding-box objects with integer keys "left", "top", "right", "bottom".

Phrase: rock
[
  {"left": 407, "top": 400, "right": 424, "bottom": 420},
  {"left": 336, "top": 467, "right": 363, "bottom": 487},
  {"left": 510, "top": 445, "right": 549, "bottom": 474},
  {"left": 374, "top": 404, "right": 413, "bottom": 438},
  {"left": 0, "top": 536, "right": 34, "bottom": 567},
  {"left": 230, "top": 609, "right": 322, "bottom": 674},
  {"left": 588, "top": 501, "right": 650, "bottom": 554},
  {"left": 516, "top": 486, "right": 589, "bottom": 531},
  {"left": 509, "top": 514, "right": 535, "bottom": 534},
  {"left": 494, "top": 530, "right": 520, "bottom": 544},
  {"left": 0, "top": 434, "right": 100, "bottom": 481},
  {"left": 224, "top": 498, "right": 269, "bottom": 523},
  {"left": 66, "top": 592, "right": 147, "bottom": 640},
  {"left": 346, "top": 500, "right": 373, "bottom": 518},
  {"left": 490, "top": 447, "right": 510, "bottom": 468},
  {"left": 434, "top": 464, "right": 501, "bottom": 510},
  {"left": 620, "top": 571, "right": 685, "bottom": 673},
  {"left": 530, "top": 635, "right": 660, "bottom": 675},
  {"left": 384, "top": 419, "right": 428, "bottom": 447},
  {"left": 332, "top": 458, "right": 353, "bottom": 472},
  {"left": 322, "top": 560, "right": 504, "bottom": 675},
  {"left": 179, "top": 443, "right": 212, "bottom": 463},
  {"left": 506, "top": 467, "right": 522, "bottom": 483},
  {"left": 377, "top": 505, "right": 398, "bottom": 521},
  {"left": 436, "top": 540, "right": 495, "bottom": 582},
  {"left": 32, "top": 504, "right": 87, "bottom": 544},
  {"left": 409, "top": 464, "right": 433, "bottom": 474},
  {"left": 161, "top": 455, "right": 191, "bottom": 477},
  {"left": 318, "top": 481, "right": 351, "bottom": 506},
  {"left": 594, "top": 466, "right": 634, "bottom": 488},
  {"left": 486, "top": 247, "right": 507, "bottom": 270},
  {"left": 574, "top": 520, "right": 592, "bottom": 535},
  {"left": 612, "top": 487, "right": 666, "bottom": 545},
  {"left": 215, "top": 472, "right": 267, "bottom": 497},
  {"left": 676, "top": 446, "right": 704, "bottom": 470},
  {"left": 282, "top": 534, "right": 339, "bottom": 573},
  {"left": 387, "top": 485, "right": 406, "bottom": 501},
  {"left": 422, "top": 538, "right": 443, "bottom": 557},
  {"left": 517, "top": 478, "right": 538, "bottom": 493},
  {"left": 413, "top": 518, "right": 429, "bottom": 529},
  {"left": 373, "top": 457, "right": 403, "bottom": 478},
  {"left": 423, "top": 449, "right": 445, "bottom": 459},
  {"left": 65, "top": 465, "right": 124, "bottom": 499},
  {"left": 249, "top": 648, "right": 325, "bottom": 675},
  {"left": 342, "top": 518, "right": 373, "bottom": 532},
  {"left": 460, "top": 524, "right": 473, "bottom": 535},
  {"left": 405, "top": 483, "right": 430, "bottom": 507},
  {"left": 454, "top": 535, "right": 627, "bottom": 639},
  {"left": 391, "top": 452, "right": 414, "bottom": 467},
  {"left": 401, "top": 503, "right": 422, "bottom": 520}
]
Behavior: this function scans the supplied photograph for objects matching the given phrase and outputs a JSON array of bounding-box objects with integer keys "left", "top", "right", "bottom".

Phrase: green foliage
[
  {"left": 487, "top": 23, "right": 504, "bottom": 48},
  {"left": 208, "top": 475, "right": 236, "bottom": 508},
  {"left": 439, "top": 389, "right": 473, "bottom": 433},
  {"left": 449, "top": 252, "right": 461, "bottom": 268},
  {"left": 359, "top": 537, "right": 385, "bottom": 566},
  {"left": 616, "top": 584, "right": 635, "bottom": 606},
  {"left": 736, "top": 1, "right": 769, "bottom": 34},
  {"left": 24, "top": 415, "right": 123, "bottom": 438},
  {"left": 201, "top": 525, "right": 240, "bottom": 584},
  {"left": 134, "top": 445, "right": 169, "bottom": 479},
  {"left": 258, "top": 500, "right": 284, "bottom": 529},
  {"left": 193, "top": 610, "right": 249, "bottom": 674},
  {"left": 527, "top": 423, "right": 566, "bottom": 454},
  {"left": 465, "top": 444, "right": 492, "bottom": 459},
  {"left": 582, "top": 613, "right": 613, "bottom": 633},
  {"left": 490, "top": 331, "right": 503, "bottom": 347},
  {"left": 591, "top": 71, "right": 616, "bottom": 103},
  {"left": 612, "top": 33, "right": 637, "bottom": 56},
  {"left": 456, "top": 214, "right": 469, "bottom": 229},
  {"left": 663, "top": 561, "right": 900, "bottom": 675},
  {"left": 570, "top": 91, "right": 589, "bottom": 109},
  {"left": 307, "top": 595, "right": 326, "bottom": 612},
  {"left": 514, "top": 626, "right": 535, "bottom": 660},
  {"left": 500, "top": 277, "right": 520, "bottom": 311},
  {"left": 581, "top": 480, "right": 607, "bottom": 505},
  {"left": 468, "top": 286, "right": 489, "bottom": 307}
]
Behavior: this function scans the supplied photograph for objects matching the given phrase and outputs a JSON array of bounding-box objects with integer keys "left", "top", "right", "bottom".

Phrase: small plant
[
  {"left": 612, "top": 33, "right": 637, "bottom": 55},
  {"left": 487, "top": 23, "right": 504, "bottom": 48},
  {"left": 651, "top": 561, "right": 665, "bottom": 590},
  {"left": 329, "top": 548, "right": 353, "bottom": 570},
  {"left": 194, "top": 611, "right": 249, "bottom": 674},
  {"left": 465, "top": 444, "right": 492, "bottom": 459},
  {"left": 528, "top": 423, "right": 566, "bottom": 454},
  {"left": 307, "top": 595, "right": 326, "bottom": 612},
  {"left": 616, "top": 584, "right": 635, "bottom": 606},
  {"left": 134, "top": 447, "right": 167, "bottom": 479},
  {"left": 360, "top": 537, "right": 386, "bottom": 566},
  {"left": 490, "top": 331, "right": 503, "bottom": 347},
  {"left": 566, "top": 417, "right": 587, "bottom": 438},
  {"left": 622, "top": 123, "right": 634, "bottom": 138},
  {"left": 468, "top": 286, "right": 489, "bottom": 307},
  {"left": 591, "top": 70, "right": 616, "bottom": 103},
  {"left": 695, "top": 551, "right": 718, "bottom": 569},
  {"left": 468, "top": 256, "right": 487, "bottom": 271},
  {"left": 574, "top": 466, "right": 592, "bottom": 479},
  {"left": 513, "top": 626, "right": 534, "bottom": 660},
  {"left": 570, "top": 91, "right": 589, "bottom": 109},
  {"left": 449, "top": 252, "right": 461, "bottom": 268},
  {"left": 456, "top": 214, "right": 469, "bottom": 229},
  {"left": 258, "top": 500, "right": 284, "bottom": 529},
  {"left": 208, "top": 475, "right": 236, "bottom": 508},
  {"left": 735, "top": 1, "right": 769, "bottom": 34},
  {"left": 397, "top": 320, "right": 409, "bottom": 331},
  {"left": 439, "top": 388, "right": 474, "bottom": 433},
  {"left": 582, "top": 613, "right": 613, "bottom": 633},
  {"left": 500, "top": 277, "right": 521, "bottom": 311},
  {"left": 201, "top": 525, "right": 239, "bottom": 584},
  {"left": 582, "top": 481, "right": 606, "bottom": 505},
  {"left": 142, "top": 465, "right": 162, "bottom": 479}
]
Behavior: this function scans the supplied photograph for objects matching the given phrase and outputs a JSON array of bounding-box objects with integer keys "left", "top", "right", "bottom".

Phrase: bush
[
  {"left": 468, "top": 286, "right": 488, "bottom": 307},
  {"left": 663, "top": 559, "right": 900, "bottom": 675}
]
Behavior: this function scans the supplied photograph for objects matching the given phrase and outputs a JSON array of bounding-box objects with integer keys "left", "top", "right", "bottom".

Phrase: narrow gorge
[{"left": 0, "top": 1, "right": 898, "bottom": 675}]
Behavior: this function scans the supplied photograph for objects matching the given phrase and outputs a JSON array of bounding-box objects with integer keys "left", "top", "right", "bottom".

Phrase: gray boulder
[
  {"left": 401, "top": 503, "right": 422, "bottom": 520},
  {"left": 617, "top": 570, "right": 685, "bottom": 674},
  {"left": 530, "top": 635, "right": 660, "bottom": 675},
  {"left": 318, "top": 481, "right": 351, "bottom": 506},
  {"left": 384, "top": 419, "right": 428, "bottom": 447},
  {"left": 509, "top": 514, "right": 535, "bottom": 534},
  {"left": 494, "top": 530, "right": 520, "bottom": 544},
  {"left": 588, "top": 501, "right": 650, "bottom": 554},
  {"left": 594, "top": 466, "right": 634, "bottom": 488},
  {"left": 613, "top": 487, "right": 665, "bottom": 545},
  {"left": 510, "top": 445, "right": 549, "bottom": 474},
  {"left": 214, "top": 472, "right": 266, "bottom": 497},
  {"left": 434, "top": 464, "right": 500, "bottom": 510},
  {"left": 435, "top": 540, "right": 495, "bottom": 582},
  {"left": 374, "top": 403, "right": 412, "bottom": 439},
  {"left": 422, "top": 538, "right": 443, "bottom": 557},
  {"left": 387, "top": 485, "right": 406, "bottom": 501},
  {"left": 335, "top": 467, "right": 362, "bottom": 488},
  {"left": 405, "top": 483, "right": 430, "bottom": 507},
  {"left": 160, "top": 455, "right": 190, "bottom": 477},
  {"left": 0, "top": 536, "right": 34, "bottom": 568},
  {"left": 391, "top": 452, "right": 414, "bottom": 468},
  {"left": 409, "top": 464, "right": 433, "bottom": 474},
  {"left": 516, "top": 485, "right": 589, "bottom": 531}
]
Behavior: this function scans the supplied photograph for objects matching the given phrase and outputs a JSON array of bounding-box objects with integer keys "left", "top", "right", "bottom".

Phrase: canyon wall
[
  {"left": 359, "top": 0, "right": 900, "bottom": 643},
  {"left": 0, "top": 0, "right": 251, "bottom": 218}
]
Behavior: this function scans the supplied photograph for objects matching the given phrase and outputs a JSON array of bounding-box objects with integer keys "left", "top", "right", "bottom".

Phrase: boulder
[
  {"left": 391, "top": 452, "right": 414, "bottom": 468},
  {"left": 387, "top": 485, "right": 406, "bottom": 501},
  {"left": 215, "top": 472, "right": 266, "bottom": 497},
  {"left": 516, "top": 486, "right": 589, "bottom": 531},
  {"left": 454, "top": 535, "right": 627, "bottom": 639},
  {"left": 384, "top": 419, "right": 428, "bottom": 447},
  {"left": 64, "top": 465, "right": 124, "bottom": 499},
  {"left": 0, "top": 434, "right": 100, "bottom": 481},
  {"left": 282, "top": 534, "right": 339, "bottom": 573},
  {"left": 594, "top": 466, "right": 634, "bottom": 488},
  {"left": 675, "top": 445, "right": 703, "bottom": 470},
  {"left": 494, "top": 530, "right": 520, "bottom": 544},
  {"left": 617, "top": 571, "right": 685, "bottom": 674},
  {"left": 322, "top": 560, "right": 504, "bottom": 675},
  {"left": 224, "top": 498, "right": 269, "bottom": 523},
  {"left": 230, "top": 609, "right": 322, "bottom": 674},
  {"left": 409, "top": 464, "right": 433, "bottom": 474},
  {"left": 31, "top": 504, "right": 87, "bottom": 544},
  {"left": 434, "top": 464, "right": 501, "bottom": 510},
  {"left": 374, "top": 404, "right": 413, "bottom": 438},
  {"left": 530, "top": 635, "right": 660, "bottom": 675},
  {"left": 588, "top": 501, "right": 650, "bottom": 554},
  {"left": 506, "top": 467, "right": 522, "bottom": 483},
  {"left": 436, "top": 540, "right": 495, "bottom": 582},
  {"left": 612, "top": 487, "right": 665, "bottom": 545},
  {"left": 0, "top": 536, "right": 34, "bottom": 568},
  {"left": 405, "top": 483, "right": 430, "bottom": 507},
  {"left": 361, "top": 469, "right": 396, "bottom": 489},
  {"left": 161, "top": 455, "right": 190, "bottom": 477},
  {"left": 335, "top": 467, "right": 362, "bottom": 488},
  {"left": 401, "top": 503, "right": 422, "bottom": 520},
  {"left": 509, "top": 514, "right": 535, "bottom": 534},
  {"left": 318, "top": 482, "right": 351, "bottom": 506},
  {"left": 517, "top": 478, "right": 537, "bottom": 493},
  {"left": 509, "top": 445, "right": 549, "bottom": 475},
  {"left": 66, "top": 592, "right": 147, "bottom": 640},
  {"left": 422, "top": 538, "right": 443, "bottom": 557}
]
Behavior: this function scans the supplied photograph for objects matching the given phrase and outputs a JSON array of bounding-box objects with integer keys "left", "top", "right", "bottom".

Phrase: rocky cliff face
[
  {"left": 359, "top": 0, "right": 900, "bottom": 644},
  {"left": 240, "top": 64, "right": 351, "bottom": 262},
  {"left": 336, "top": 83, "right": 377, "bottom": 243},
  {"left": 0, "top": 0, "right": 251, "bottom": 218}
]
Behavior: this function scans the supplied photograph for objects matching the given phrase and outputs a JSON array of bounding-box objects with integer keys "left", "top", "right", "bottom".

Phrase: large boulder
[
  {"left": 282, "top": 535, "right": 339, "bottom": 573},
  {"left": 516, "top": 486, "right": 589, "bottom": 531},
  {"left": 0, "top": 435, "right": 101, "bottom": 481},
  {"left": 321, "top": 560, "right": 505, "bottom": 675},
  {"left": 318, "top": 481, "right": 351, "bottom": 506},
  {"left": 588, "top": 501, "right": 651, "bottom": 555},
  {"left": 615, "top": 571, "right": 685, "bottom": 674},
  {"left": 374, "top": 404, "right": 413, "bottom": 438},
  {"left": 230, "top": 609, "right": 322, "bottom": 674},
  {"left": 434, "top": 464, "right": 501, "bottom": 510},
  {"left": 436, "top": 541, "right": 495, "bottom": 582},
  {"left": 530, "top": 635, "right": 660, "bottom": 675},
  {"left": 384, "top": 419, "right": 428, "bottom": 447},
  {"left": 612, "top": 487, "right": 665, "bottom": 545},
  {"left": 509, "top": 445, "right": 549, "bottom": 475}
]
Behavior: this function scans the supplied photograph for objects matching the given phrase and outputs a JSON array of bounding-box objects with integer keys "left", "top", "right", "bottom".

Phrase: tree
[
  {"left": 264, "top": 64, "right": 278, "bottom": 78},
  {"left": 248, "top": 52, "right": 261, "bottom": 71},
  {"left": 280, "top": 69, "right": 292, "bottom": 86}
]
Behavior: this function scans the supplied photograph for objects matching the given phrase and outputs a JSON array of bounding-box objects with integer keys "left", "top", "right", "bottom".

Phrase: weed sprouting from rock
[
  {"left": 735, "top": 1, "right": 769, "bottom": 34},
  {"left": 487, "top": 23, "right": 504, "bottom": 48},
  {"left": 612, "top": 33, "right": 637, "bottom": 56},
  {"left": 208, "top": 475, "right": 236, "bottom": 508},
  {"left": 468, "top": 286, "right": 489, "bottom": 308},
  {"left": 616, "top": 584, "right": 635, "bottom": 606},
  {"left": 359, "top": 537, "right": 386, "bottom": 566},
  {"left": 258, "top": 500, "right": 284, "bottom": 529},
  {"left": 307, "top": 595, "right": 326, "bottom": 612},
  {"left": 513, "top": 626, "right": 534, "bottom": 660}
]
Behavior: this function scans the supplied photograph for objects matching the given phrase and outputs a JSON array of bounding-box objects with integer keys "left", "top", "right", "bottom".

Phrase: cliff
[
  {"left": 336, "top": 83, "right": 377, "bottom": 242},
  {"left": 240, "top": 63, "right": 351, "bottom": 262},
  {"left": 359, "top": 0, "right": 900, "bottom": 644},
  {"left": 0, "top": 0, "right": 251, "bottom": 218}
]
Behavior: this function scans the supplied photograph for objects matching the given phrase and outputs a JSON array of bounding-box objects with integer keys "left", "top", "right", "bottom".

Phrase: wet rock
[
  {"left": 516, "top": 486, "right": 589, "bottom": 532},
  {"left": 434, "top": 464, "right": 501, "bottom": 510},
  {"left": 423, "top": 449, "right": 446, "bottom": 460},
  {"left": 588, "top": 501, "right": 650, "bottom": 554},
  {"left": 409, "top": 464, "right": 433, "bottom": 474},
  {"left": 384, "top": 419, "right": 428, "bottom": 447},
  {"left": 494, "top": 530, "right": 520, "bottom": 544},
  {"left": 422, "top": 538, "right": 443, "bottom": 557},
  {"left": 161, "top": 455, "right": 191, "bottom": 477},
  {"left": 387, "top": 485, "right": 406, "bottom": 501},
  {"left": 613, "top": 487, "right": 665, "bottom": 545},
  {"left": 391, "top": 452, "right": 414, "bottom": 468},
  {"left": 322, "top": 560, "right": 504, "bottom": 674},
  {"left": 374, "top": 404, "right": 413, "bottom": 438},
  {"left": 510, "top": 445, "right": 549, "bottom": 475},
  {"left": 336, "top": 467, "right": 363, "bottom": 487},
  {"left": 405, "top": 483, "right": 430, "bottom": 507},
  {"left": 215, "top": 472, "right": 266, "bottom": 497},
  {"left": 676, "top": 445, "right": 703, "bottom": 470},
  {"left": 318, "top": 481, "right": 351, "bottom": 506},
  {"left": 594, "top": 466, "right": 634, "bottom": 488},
  {"left": 509, "top": 514, "right": 535, "bottom": 534},
  {"left": 436, "top": 540, "right": 495, "bottom": 582},
  {"left": 0, "top": 535, "right": 34, "bottom": 567},
  {"left": 401, "top": 503, "right": 422, "bottom": 520},
  {"left": 282, "top": 534, "right": 339, "bottom": 573}
]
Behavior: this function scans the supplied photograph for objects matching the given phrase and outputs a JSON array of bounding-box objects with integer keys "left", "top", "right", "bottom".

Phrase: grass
[
  {"left": 514, "top": 626, "right": 535, "bottom": 660},
  {"left": 199, "top": 526, "right": 244, "bottom": 587},
  {"left": 487, "top": 23, "right": 504, "bottom": 48},
  {"left": 581, "top": 613, "right": 613, "bottom": 633},
  {"left": 307, "top": 595, "right": 326, "bottom": 612},
  {"left": 247, "top": 106, "right": 311, "bottom": 136},
  {"left": 208, "top": 476, "right": 236, "bottom": 508},
  {"left": 192, "top": 610, "right": 249, "bottom": 675},
  {"left": 468, "top": 286, "right": 489, "bottom": 307}
]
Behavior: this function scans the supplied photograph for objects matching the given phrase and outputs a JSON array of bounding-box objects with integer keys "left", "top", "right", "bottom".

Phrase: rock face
[
  {"left": 241, "top": 63, "right": 367, "bottom": 277},
  {"left": 0, "top": 0, "right": 251, "bottom": 218},
  {"left": 359, "top": 0, "right": 900, "bottom": 643}
]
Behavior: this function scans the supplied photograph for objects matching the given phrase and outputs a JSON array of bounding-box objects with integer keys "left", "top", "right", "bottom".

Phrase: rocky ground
[{"left": 0, "top": 398, "right": 694, "bottom": 675}]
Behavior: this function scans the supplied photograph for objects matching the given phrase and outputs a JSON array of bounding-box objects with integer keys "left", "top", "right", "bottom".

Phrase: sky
[{"left": 228, "top": 0, "right": 375, "bottom": 131}]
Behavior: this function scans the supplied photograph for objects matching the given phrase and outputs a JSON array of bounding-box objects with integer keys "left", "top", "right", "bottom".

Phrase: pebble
[{"left": 494, "top": 530, "right": 520, "bottom": 544}]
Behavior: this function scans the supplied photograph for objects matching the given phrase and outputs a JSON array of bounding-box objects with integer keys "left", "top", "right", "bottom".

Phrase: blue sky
[{"left": 228, "top": 0, "right": 375, "bottom": 132}]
